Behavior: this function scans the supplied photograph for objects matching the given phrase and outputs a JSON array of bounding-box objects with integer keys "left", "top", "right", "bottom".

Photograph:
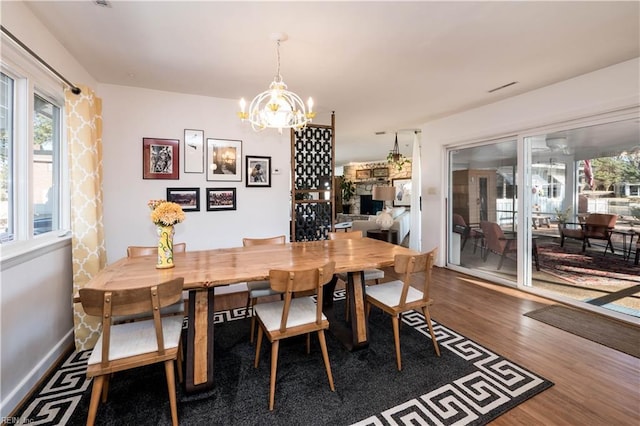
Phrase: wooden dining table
[{"left": 84, "top": 237, "right": 418, "bottom": 393}]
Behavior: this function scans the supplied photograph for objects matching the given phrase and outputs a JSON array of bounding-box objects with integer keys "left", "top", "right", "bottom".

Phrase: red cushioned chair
[{"left": 560, "top": 213, "right": 617, "bottom": 254}]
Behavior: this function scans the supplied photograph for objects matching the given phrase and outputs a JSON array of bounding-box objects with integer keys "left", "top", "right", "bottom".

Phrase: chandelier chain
[{"left": 275, "top": 40, "right": 282, "bottom": 82}]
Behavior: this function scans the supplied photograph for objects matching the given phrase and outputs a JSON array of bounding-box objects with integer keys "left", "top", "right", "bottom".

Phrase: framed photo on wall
[
  {"left": 392, "top": 178, "right": 412, "bottom": 207},
  {"left": 166, "top": 187, "right": 200, "bottom": 212},
  {"left": 372, "top": 167, "right": 389, "bottom": 178},
  {"left": 206, "top": 188, "right": 237, "bottom": 211},
  {"left": 355, "top": 169, "right": 371, "bottom": 179},
  {"left": 184, "top": 129, "right": 204, "bottom": 173},
  {"left": 206, "top": 138, "right": 242, "bottom": 181},
  {"left": 143, "top": 138, "right": 179, "bottom": 179},
  {"left": 245, "top": 155, "right": 271, "bottom": 187}
]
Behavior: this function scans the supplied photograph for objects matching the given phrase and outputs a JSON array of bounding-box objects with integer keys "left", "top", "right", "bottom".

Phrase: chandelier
[{"left": 238, "top": 33, "right": 315, "bottom": 133}]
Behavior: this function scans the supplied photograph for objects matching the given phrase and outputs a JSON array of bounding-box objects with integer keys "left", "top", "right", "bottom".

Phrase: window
[
  {"left": 0, "top": 59, "right": 65, "bottom": 246},
  {"left": 0, "top": 73, "right": 13, "bottom": 242},
  {"left": 33, "top": 94, "right": 60, "bottom": 235}
]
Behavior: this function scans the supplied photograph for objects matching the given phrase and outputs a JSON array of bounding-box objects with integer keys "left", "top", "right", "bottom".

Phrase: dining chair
[
  {"left": 243, "top": 235, "right": 286, "bottom": 343},
  {"left": 365, "top": 249, "right": 440, "bottom": 371},
  {"left": 253, "top": 261, "right": 336, "bottom": 410},
  {"left": 123, "top": 243, "right": 187, "bottom": 321},
  {"left": 78, "top": 277, "right": 185, "bottom": 426},
  {"left": 328, "top": 230, "right": 385, "bottom": 320}
]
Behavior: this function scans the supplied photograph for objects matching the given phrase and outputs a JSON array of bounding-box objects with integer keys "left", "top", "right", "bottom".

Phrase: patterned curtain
[{"left": 65, "top": 85, "right": 106, "bottom": 351}]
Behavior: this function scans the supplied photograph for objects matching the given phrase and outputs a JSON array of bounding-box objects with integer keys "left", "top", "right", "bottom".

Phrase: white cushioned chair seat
[
  {"left": 247, "top": 280, "right": 281, "bottom": 298},
  {"left": 366, "top": 280, "right": 424, "bottom": 308},
  {"left": 337, "top": 269, "right": 384, "bottom": 283},
  {"left": 88, "top": 315, "right": 183, "bottom": 365},
  {"left": 254, "top": 297, "right": 326, "bottom": 332}
]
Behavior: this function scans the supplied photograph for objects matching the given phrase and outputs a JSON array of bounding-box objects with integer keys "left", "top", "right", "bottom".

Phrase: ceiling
[{"left": 21, "top": 1, "right": 640, "bottom": 165}]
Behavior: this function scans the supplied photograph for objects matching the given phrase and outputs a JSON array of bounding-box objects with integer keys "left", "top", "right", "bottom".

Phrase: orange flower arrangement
[{"left": 148, "top": 199, "right": 185, "bottom": 226}]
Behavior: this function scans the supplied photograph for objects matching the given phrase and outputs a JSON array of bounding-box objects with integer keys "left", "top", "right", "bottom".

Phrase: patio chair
[
  {"left": 480, "top": 221, "right": 517, "bottom": 270},
  {"left": 453, "top": 213, "right": 482, "bottom": 252},
  {"left": 559, "top": 213, "right": 617, "bottom": 254}
]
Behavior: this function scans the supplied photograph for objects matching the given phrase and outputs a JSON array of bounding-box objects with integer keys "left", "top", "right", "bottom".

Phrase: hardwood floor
[
  {"left": 221, "top": 267, "right": 639, "bottom": 425},
  {"left": 425, "top": 267, "right": 639, "bottom": 425}
]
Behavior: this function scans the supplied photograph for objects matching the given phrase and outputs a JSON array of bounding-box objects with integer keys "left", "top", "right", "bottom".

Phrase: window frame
[{"left": 0, "top": 39, "right": 70, "bottom": 260}]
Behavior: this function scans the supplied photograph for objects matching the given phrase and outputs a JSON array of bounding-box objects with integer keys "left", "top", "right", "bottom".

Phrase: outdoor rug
[
  {"left": 536, "top": 243, "right": 640, "bottom": 287},
  {"left": 15, "top": 292, "right": 553, "bottom": 425},
  {"left": 525, "top": 304, "right": 640, "bottom": 358}
]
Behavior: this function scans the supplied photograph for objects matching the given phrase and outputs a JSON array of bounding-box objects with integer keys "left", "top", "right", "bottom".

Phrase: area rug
[
  {"left": 536, "top": 243, "right": 640, "bottom": 287},
  {"left": 524, "top": 305, "right": 640, "bottom": 358},
  {"left": 15, "top": 293, "right": 553, "bottom": 426}
]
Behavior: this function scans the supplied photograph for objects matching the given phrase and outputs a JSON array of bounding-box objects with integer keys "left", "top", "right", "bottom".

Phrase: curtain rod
[{"left": 1, "top": 25, "right": 81, "bottom": 95}]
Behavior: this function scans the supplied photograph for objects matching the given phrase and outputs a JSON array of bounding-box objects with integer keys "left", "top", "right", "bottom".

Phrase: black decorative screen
[{"left": 292, "top": 123, "right": 334, "bottom": 241}]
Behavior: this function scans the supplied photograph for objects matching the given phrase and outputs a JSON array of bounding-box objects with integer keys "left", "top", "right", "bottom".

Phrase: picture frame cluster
[{"left": 144, "top": 131, "right": 271, "bottom": 212}]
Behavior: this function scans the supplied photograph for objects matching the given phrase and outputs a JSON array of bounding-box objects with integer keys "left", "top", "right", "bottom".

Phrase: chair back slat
[
  {"left": 79, "top": 279, "right": 184, "bottom": 317},
  {"left": 243, "top": 235, "right": 286, "bottom": 246}
]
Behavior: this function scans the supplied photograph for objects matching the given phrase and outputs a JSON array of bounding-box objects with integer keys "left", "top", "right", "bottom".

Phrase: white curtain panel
[{"left": 409, "top": 132, "right": 421, "bottom": 251}]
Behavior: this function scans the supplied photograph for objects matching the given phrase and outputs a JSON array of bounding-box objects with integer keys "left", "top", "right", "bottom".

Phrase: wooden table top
[{"left": 86, "top": 238, "right": 419, "bottom": 291}]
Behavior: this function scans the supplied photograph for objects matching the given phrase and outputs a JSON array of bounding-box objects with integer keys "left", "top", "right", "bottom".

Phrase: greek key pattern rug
[{"left": 14, "top": 290, "right": 553, "bottom": 425}]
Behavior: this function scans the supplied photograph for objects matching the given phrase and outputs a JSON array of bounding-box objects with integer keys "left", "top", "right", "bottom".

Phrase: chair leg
[
  {"left": 250, "top": 299, "right": 257, "bottom": 343},
  {"left": 254, "top": 326, "right": 264, "bottom": 368},
  {"left": 391, "top": 315, "right": 402, "bottom": 371},
  {"left": 306, "top": 333, "right": 311, "bottom": 354},
  {"left": 422, "top": 306, "right": 441, "bottom": 357},
  {"left": 269, "top": 340, "right": 280, "bottom": 411},
  {"left": 176, "top": 341, "right": 184, "bottom": 384},
  {"left": 317, "top": 330, "right": 335, "bottom": 392},
  {"left": 498, "top": 250, "right": 507, "bottom": 270},
  {"left": 245, "top": 293, "right": 252, "bottom": 318},
  {"left": 86, "top": 375, "right": 104, "bottom": 426},
  {"left": 101, "top": 375, "right": 110, "bottom": 403},
  {"left": 164, "top": 360, "right": 179, "bottom": 426}
]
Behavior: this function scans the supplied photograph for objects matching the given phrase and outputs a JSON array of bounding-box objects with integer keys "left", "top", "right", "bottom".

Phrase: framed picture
[
  {"left": 166, "top": 187, "right": 200, "bottom": 212},
  {"left": 143, "top": 138, "right": 179, "bottom": 179},
  {"left": 206, "top": 187, "right": 237, "bottom": 211},
  {"left": 245, "top": 155, "right": 271, "bottom": 187},
  {"left": 372, "top": 167, "right": 389, "bottom": 178},
  {"left": 392, "top": 178, "right": 412, "bottom": 207},
  {"left": 206, "top": 138, "right": 242, "bottom": 181},
  {"left": 355, "top": 169, "right": 371, "bottom": 179},
  {"left": 184, "top": 129, "right": 204, "bottom": 173}
]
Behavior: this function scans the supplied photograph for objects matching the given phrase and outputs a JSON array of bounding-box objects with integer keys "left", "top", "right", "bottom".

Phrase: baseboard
[{"left": 1, "top": 329, "right": 74, "bottom": 420}]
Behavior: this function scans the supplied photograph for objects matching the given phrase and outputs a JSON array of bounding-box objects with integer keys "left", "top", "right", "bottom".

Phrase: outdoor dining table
[{"left": 84, "top": 237, "right": 419, "bottom": 393}]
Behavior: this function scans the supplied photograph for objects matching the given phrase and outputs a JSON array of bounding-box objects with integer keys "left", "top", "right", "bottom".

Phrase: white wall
[
  {"left": 420, "top": 58, "right": 640, "bottom": 267},
  {"left": 1, "top": 2, "right": 96, "bottom": 418},
  {"left": 99, "top": 84, "right": 292, "bottom": 263}
]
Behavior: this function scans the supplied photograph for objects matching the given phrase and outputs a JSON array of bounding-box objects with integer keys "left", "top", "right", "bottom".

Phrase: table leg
[
  {"left": 532, "top": 238, "right": 540, "bottom": 271},
  {"left": 322, "top": 271, "right": 369, "bottom": 351},
  {"left": 184, "top": 288, "right": 216, "bottom": 393}
]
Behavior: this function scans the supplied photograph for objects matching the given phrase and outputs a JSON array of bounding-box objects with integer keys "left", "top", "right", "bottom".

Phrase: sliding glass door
[
  {"left": 447, "top": 138, "right": 519, "bottom": 285},
  {"left": 446, "top": 115, "right": 639, "bottom": 319}
]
